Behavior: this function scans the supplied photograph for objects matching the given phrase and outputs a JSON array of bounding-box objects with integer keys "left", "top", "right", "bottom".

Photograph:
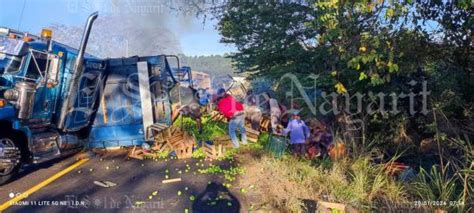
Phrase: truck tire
[{"left": 0, "top": 135, "right": 22, "bottom": 185}]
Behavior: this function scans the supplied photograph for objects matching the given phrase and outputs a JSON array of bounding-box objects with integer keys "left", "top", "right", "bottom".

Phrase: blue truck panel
[
  {"left": 88, "top": 124, "right": 145, "bottom": 148},
  {"left": 86, "top": 55, "right": 182, "bottom": 148},
  {"left": 0, "top": 105, "right": 15, "bottom": 120},
  {"left": 88, "top": 57, "right": 145, "bottom": 147}
]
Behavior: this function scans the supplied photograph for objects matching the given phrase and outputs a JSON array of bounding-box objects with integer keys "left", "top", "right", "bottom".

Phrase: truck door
[
  {"left": 21, "top": 50, "right": 60, "bottom": 120},
  {"left": 62, "top": 60, "right": 105, "bottom": 132}
]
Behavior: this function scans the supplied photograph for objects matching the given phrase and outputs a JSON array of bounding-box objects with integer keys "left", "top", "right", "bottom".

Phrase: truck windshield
[
  {"left": 0, "top": 54, "right": 23, "bottom": 74},
  {"left": 0, "top": 37, "right": 27, "bottom": 74}
]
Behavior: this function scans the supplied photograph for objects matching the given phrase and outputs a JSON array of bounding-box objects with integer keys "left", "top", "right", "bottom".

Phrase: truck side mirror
[{"left": 46, "top": 54, "right": 60, "bottom": 87}]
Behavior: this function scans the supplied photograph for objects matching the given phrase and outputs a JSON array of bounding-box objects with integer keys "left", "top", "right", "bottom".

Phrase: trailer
[{"left": 0, "top": 12, "right": 192, "bottom": 184}]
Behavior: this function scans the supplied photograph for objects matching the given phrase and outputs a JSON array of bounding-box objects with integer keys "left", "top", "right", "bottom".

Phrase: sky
[{"left": 0, "top": 0, "right": 236, "bottom": 56}]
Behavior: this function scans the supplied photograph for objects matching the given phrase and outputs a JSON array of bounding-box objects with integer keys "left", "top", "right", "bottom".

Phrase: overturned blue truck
[{"left": 0, "top": 12, "right": 193, "bottom": 184}]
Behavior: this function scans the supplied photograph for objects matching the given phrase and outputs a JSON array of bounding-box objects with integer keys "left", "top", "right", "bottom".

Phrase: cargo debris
[{"left": 162, "top": 178, "right": 182, "bottom": 184}]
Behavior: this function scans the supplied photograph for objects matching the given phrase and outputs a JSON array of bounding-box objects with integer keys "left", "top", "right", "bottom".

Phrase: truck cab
[{"left": 0, "top": 22, "right": 106, "bottom": 184}]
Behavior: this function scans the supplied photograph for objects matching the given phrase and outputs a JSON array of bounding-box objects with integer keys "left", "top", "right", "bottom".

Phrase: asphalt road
[{"left": 0, "top": 151, "right": 245, "bottom": 212}]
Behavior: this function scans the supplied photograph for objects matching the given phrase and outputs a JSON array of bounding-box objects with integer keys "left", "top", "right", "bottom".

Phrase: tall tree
[
  {"left": 217, "top": 0, "right": 473, "bottom": 160},
  {"left": 218, "top": 0, "right": 471, "bottom": 93}
]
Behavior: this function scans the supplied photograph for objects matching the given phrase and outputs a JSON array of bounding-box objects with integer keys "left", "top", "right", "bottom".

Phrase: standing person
[
  {"left": 313, "top": 121, "right": 333, "bottom": 158},
  {"left": 245, "top": 90, "right": 263, "bottom": 130},
  {"left": 172, "top": 103, "right": 203, "bottom": 132},
  {"left": 197, "top": 88, "right": 211, "bottom": 106},
  {"left": 197, "top": 88, "right": 211, "bottom": 114},
  {"left": 281, "top": 110, "right": 310, "bottom": 156},
  {"left": 306, "top": 119, "right": 333, "bottom": 159},
  {"left": 214, "top": 88, "right": 247, "bottom": 148},
  {"left": 245, "top": 89, "right": 257, "bottom": 106},
  {"left": 171, "top": 86, "right": 204, "bottom": 132}
]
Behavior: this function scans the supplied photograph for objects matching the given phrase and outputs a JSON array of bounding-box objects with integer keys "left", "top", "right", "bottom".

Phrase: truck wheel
[{"left": 0, "top": 136, "right": 22, "bottom": 185}]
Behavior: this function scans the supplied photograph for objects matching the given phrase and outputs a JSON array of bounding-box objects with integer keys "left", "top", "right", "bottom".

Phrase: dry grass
[{"left": 235, "top": 150, "right": 407, "bottom": 212}]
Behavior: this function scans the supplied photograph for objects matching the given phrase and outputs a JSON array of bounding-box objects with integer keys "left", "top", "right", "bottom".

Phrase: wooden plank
[
  {"left": 210, "top": 111, "right": 227, "bottom": 123},
  {"left": 203, "top": 143, "right": 228, "bottom": 160},
  {"left": 203, "top": 143, "right": 218, "bottom": 159},
  {"left": 176, "top": 145, "right": 193, "bottom": 159},
  {"left": 217, "top": 145, "right": 224, "bottom": 156},
  {"left": 168, "top": 138, "right": 184, "bottom": 144},
  {"left": 247, "top": 137, "right": 258, "bottom": 143},
  {"left": 149, "top": 125, "right": 167, "bottom": 131},
  {"left": 213, "top": 135, "right": 232, "bottom": 145},
  {"left": 162, "top": 178, "right": 182, "bottom": 184},
  {"left": 168, "top": 141, "right": 183, "bottom": 147},
  {"left": 171, "top": 126, "right": 180, "bottom": 134},
  {"left": 154, "top": 132, "right": 168, "bottom": 143},
  {"left": 169, "top": 133, "right": 184, "bottom": 139},
  {"left": 203, "top": 144, "right": 214, "bottom": 152},
  {"left": 151, "top": 142, "right": 172, "bottom": 153},
  {"left": 148, "top": 123, "right": 173, "bottom": 141},
  {"left": 246, "top": 127, "right": 260, "bottom": 143},
  {"left": 128, "top": 146, "right": 144, "bottom": 160},
  {"left": 155, "top": 123, "right": 168, "bottom": 128},
  {"left": 260, "top": 118, "right": 270, "bottom": 131},
  {"left": 169, "top": 138, "right": 184, "bottom": 144},
  {"left": 317, "top": 201, "right": 346, "bottom": 211}
]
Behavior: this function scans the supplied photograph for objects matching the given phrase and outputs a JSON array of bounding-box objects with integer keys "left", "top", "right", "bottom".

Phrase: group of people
[
  {"left": 279, "top": 111, "right": 334, "bottom": 159},
  {"left": 175, "top": 87, "right": 248, "bottom": 148},
  {"left": 243, "top": 90, "right": 334, "bottom": 158},
  {"left": 177, "top": 87, "right": 334, "bottom": 158}
]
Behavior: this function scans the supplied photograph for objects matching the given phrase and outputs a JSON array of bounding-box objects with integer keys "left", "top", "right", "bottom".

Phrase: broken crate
[
  {"left": 146, "top": 123, "right": 172, "bottom": 141},
  {"left": 260, "top": 117, "right": 271, "bottom": 132},
  {"left": 245, "top": 127, "right": 260, "bottom": 143},
  {"left": 130, "top": 125, "right": 197, "bottom": 160},
  {"left": 209, "top": 111, "right": 227, "bottom": 123},
  {"left": 203, "top": 136, "right": 233, "bottom": 159}
]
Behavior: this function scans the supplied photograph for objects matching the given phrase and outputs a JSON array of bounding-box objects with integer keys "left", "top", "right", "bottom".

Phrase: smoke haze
[{"left": 50, "top": 0, "right": 219, "bottom": 57}]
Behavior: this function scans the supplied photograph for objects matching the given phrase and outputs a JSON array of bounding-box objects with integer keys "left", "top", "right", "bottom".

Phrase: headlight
[
  {"left": 4, "top": 82, "right": 36, "bottom": 119},
  {"left": 4, "top": 88, "right": 19, "bottom": 101}
]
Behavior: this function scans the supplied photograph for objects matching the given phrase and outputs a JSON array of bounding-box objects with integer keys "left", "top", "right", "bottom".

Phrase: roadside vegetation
[
  {"left": 172, "top": 115, "right": 471, "bottom": 212},
  {"left": 234, "top": 135, "right": 471, "bottom": 212},
  {"left": 211, "top": 1, "right": 472, "bottom": 212}
]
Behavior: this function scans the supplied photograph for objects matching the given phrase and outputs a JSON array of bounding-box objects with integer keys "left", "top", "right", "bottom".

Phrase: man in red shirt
[{"left": 214, "top": 88, "right": 247, "bottom": 148}]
